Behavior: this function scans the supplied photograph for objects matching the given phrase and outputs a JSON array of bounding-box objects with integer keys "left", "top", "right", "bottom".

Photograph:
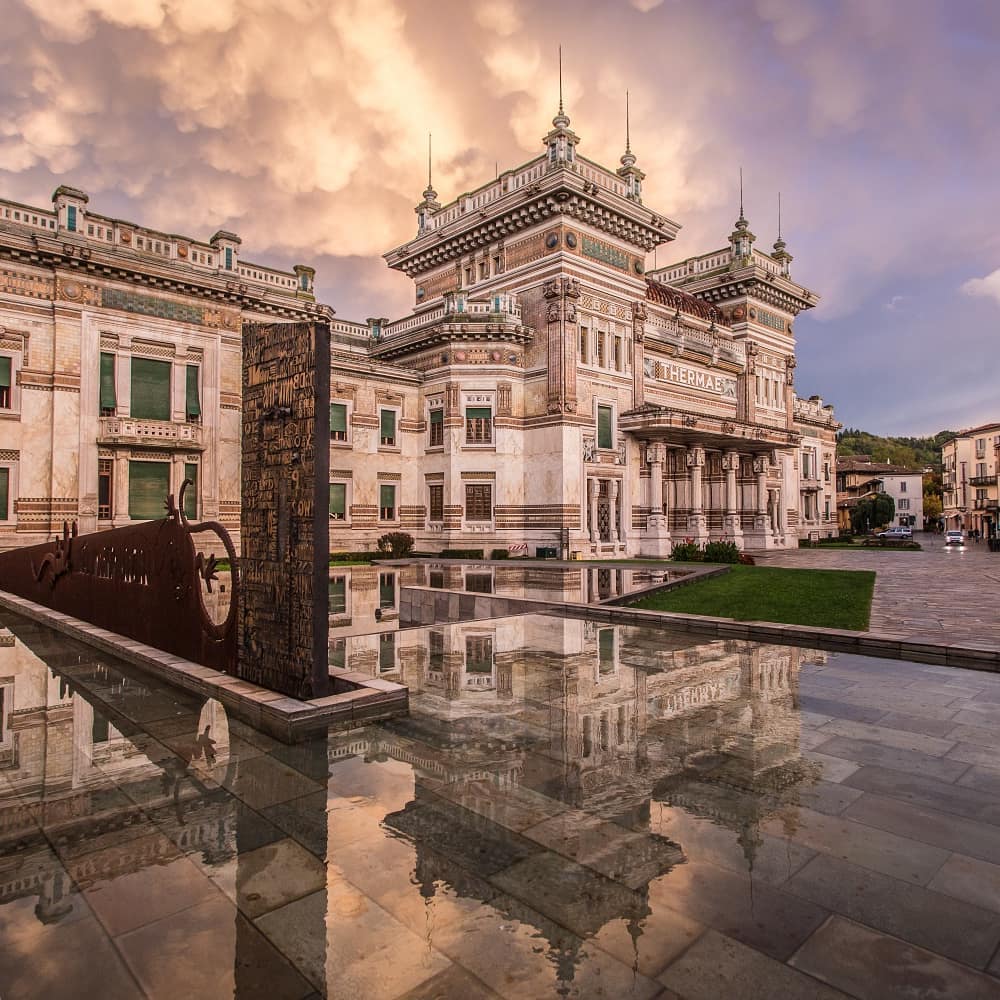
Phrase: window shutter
[
  {"left": 330, "top": 403, "right": 347, "bottom": 433},
  {"left": 599, "top": 628, "right": 615, "bottom": 669},
  {"left": 466, "top": 407, "right": 491, "bottom": 420},
  {"left": 379, "top": 573, "right": 395, "bottom": 608},
  {"left": 329, "top": 482, "right": 346, "bottom": 517},
  {"left": 186, "top": 365, "right": 201, "bottom": 418},
  {"left": 379, "top": 484, "right": 395, "bottom": 509},
  {"left": 0, "top": 356, "right": 11, "bottom": 390},
  {"left": 183, "top": 463, "right": 198, "bottom": 519},
  {"left": 100, "top": 353, "right": 116, "bottom": 411},
  {"left": 430, "top": 409, "right": 443, "bottom": 424},
  {"left": 128, "top": 461, "right": 169, "bottom": 519},
  {"left": 597, "top": 406, "right": 613, "bottom": 449},
  {"left": 130, "top": 358, "right": 171, "bottom": 420},
  {"left": 0, "top": 468, "right": 8, "bottom": 520},
  {"left": 380, "top": 409, "right": 395, "bottom": 440}
]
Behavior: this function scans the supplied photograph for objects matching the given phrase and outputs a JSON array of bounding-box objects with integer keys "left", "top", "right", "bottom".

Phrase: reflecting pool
[{"left": 2, "top": 607, "right": 1000, "bottom": 999}]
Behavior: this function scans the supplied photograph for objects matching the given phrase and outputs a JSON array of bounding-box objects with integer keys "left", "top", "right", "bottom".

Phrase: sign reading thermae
[{"left": 239, "top": 321, "right": 331, "bottom": 699}]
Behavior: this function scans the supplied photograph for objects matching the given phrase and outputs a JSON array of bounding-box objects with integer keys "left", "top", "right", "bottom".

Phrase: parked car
[
  {"left": 877, "top": 527, "right": 913, "bottom": 540},
  {"left": 944, "top": 530, "right": 965, "bottom": 547}
]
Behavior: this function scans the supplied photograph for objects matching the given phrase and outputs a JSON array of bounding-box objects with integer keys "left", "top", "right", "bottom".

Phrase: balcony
[
  {"left": 974, "top": 498, "right": 998, "bottom": 510},
  {"left": 98, "top": 415, "right": 204, "bottom": 450},
  {"left": 969, "top": 475, "right": 995, "bottom": 487}
]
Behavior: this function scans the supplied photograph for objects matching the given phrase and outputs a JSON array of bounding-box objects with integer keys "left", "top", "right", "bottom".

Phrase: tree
[
  {"left": 850, "top": 492, "right": 895, "bottom": 533},
  {"left": 923, "top": 494, "right": 943, "bottom": 523}
]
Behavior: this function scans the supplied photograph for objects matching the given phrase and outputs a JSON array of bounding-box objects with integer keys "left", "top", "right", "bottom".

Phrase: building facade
[
  {"left": 0, "top": 105, "right": 839, "bottom": 556},
  {"left": 942, "top": 423, "right": 1000, "bottom": 539},
  {"left": 836, "top": 457, "right": 925, "bottom": 532}
]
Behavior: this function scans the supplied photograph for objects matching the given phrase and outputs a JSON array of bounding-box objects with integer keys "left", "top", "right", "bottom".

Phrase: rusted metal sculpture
[{"left": 0, "top": 481, "right": 237, "bottom": 673}]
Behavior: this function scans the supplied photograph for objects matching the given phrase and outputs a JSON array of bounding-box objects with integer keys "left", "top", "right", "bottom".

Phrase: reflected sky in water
[{"left": 2, "top": 606, "right": 999, "bottom": 999}]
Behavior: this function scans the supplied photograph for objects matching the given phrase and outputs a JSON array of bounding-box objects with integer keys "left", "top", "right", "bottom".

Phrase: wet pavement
[
  {"left": 756, "top": 532, "right": 1000, "bottom": 648},
  {"left": 3, "top": 608, "right": 1000, "bottom": 999}
]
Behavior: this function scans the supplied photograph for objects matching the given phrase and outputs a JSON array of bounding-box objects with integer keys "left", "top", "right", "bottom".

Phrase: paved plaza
[{"left": 756, "top": 534, "right": 1000, "bottom": 649}]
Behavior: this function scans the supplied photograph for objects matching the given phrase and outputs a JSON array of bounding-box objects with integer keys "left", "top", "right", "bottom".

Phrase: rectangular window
[
  {"left": 330, "top": 403, "right": 348, "bottom": 442},
  {"left": 613, "top": 336, "right": 622, "bottom": 370},
  {"left": 130, "top": 358, "right": 171, "bottom": 420},
  {"left": 466, "top": 636, "right": 493, "bottom": 674},
  {"left": 465, "top": 573, "right": 493, "bottom": 594},
  {"left": 898, "top": 499, "right": 910, "bottom": 510},
  {"left": 128, "top": 461, "right": 169, "bottom": 520},
  {"left": 379, "top": 483, "right": 396, "bottom": 521},
  {"left": 330, "top": 637, "right": 346, "bottom": 670},
  {"left": 379, "top": 632, "right": 396, "bottom": 672},
  {"left": 379, "top": 572, "right": 396, "bottom": 609},
  {"left": 900, "top": 481, "right": 907, "bottom": 493},
  {"left": 0, "top": 468, "right": 8, "bottom": 520},
  {"left": 465, "top": 407, "right": 492, "bottom": 444},
  {"left": 599, "top": 628, "right": 615, "bottom": 673},
  {"left": 92, "top": 711, "right": 110, "bottom": 745},
  {"left": 0, "top": 356, "right": 11, "bottom": 409},
  {"left": 596, "top": 332, "right": 605, "bottom": 367},
  {"left": 429, "top": 408, "right": 443, "bottom": 447},
  {"left": 100, "top": 353, "right": 116, "bottom": 415},
  {"left": 183, "top": 463, "right": 198, "bottom": 520},
  {"left": 67, "top": 205, "right": 77, "bottom": 231},
  {"left": 329, "top": 482, "right": 346, "bottom": 520},
  {"left": 380, "top": 409, "right": 396, "bottom": 446},
  {"left": 185, "top": 365, "right": 201, "bottom": 422},
  {"left": 579, "top": 327, "right": 588, "bottom": 364},
  {"left": 98, "top": 459, "right": 113, "bottom": 519},
  {"left": 465, "top": 483, "right": 492, "bottom": 521},
  {"left": 330, "top": 576, "right": 347, "bottom": 615},
  {"left": 597, "top": 405, "right": 613, "bottom": 450},
  {"left": 428, "top": 484, "right": 443, "bottom": 521},
  {"left": 429, "top": 630, "right": 445, "bottom": 671},
  {"left": 225, "top": 247, "right": 233, "bottom": 270}
]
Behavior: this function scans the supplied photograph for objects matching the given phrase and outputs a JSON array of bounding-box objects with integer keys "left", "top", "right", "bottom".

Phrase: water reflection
[{"left": 0, "top": 607, "right": 824, "bottom": 999}]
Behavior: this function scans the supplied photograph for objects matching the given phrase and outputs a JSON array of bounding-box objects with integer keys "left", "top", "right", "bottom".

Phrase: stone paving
[{"left": 755, "top": 532, "right": 1000, "bottom": 648}]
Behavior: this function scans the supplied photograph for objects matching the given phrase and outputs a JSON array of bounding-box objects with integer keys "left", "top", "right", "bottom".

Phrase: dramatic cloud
[
  {"left": 962, "top": 269, "right": 1000, "bottom": 308},
  {"left": 2, "top": 0, "right": 998, "bottom": 434}
]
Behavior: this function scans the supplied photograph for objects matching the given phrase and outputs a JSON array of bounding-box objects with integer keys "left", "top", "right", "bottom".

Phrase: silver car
[{"left": 945, "top": 530, "right": 965, "bottom": 547}]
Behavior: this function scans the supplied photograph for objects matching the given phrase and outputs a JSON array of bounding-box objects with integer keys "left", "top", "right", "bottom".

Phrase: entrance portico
[{"left": 619, "top": 404, "right": 798, "bottom": 556}]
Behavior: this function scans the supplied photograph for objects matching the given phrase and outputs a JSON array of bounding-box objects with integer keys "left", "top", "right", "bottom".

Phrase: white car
[
  {"left": 877, "top": 527, "right": 913, "bottom": 540},
  {"left": 945, "top": 530, "right": 965, "bottom": 547}
]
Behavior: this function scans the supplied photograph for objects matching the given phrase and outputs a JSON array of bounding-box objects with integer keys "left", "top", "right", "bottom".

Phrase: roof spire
[
  {"left": 422, "top": 132, "right": 436, "bottom": 202},
  {"left": 625, "top": 90, "right": 631, "bottom": 154},
  {"left": 552, "top": 45, "right": 570, "bottom": 129},
  {"left": 739, "top": 166, "right": 745, "bottom": 222},
  {"left": 772, "top": 190, "right": 792, "bottom": 275},
  {"left": 777, "top": 190, "right": 782, "bottom": 239}
]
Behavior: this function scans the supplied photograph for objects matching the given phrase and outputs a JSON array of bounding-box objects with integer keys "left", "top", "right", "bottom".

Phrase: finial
[
  {"left": 552, "top": 45, "right": 571, "bottom": 129},
  {"left": 739, "top": 166, "right": 744, "bottom": 219},
  {"left": 422, "top": 132, "right": 437, "bottom": 202},
  {"left": 777, "top": 190, "right": 782, "bottom": 239},
  {"left": 558, "top": 45, "right": 564, "bottom": 116}
]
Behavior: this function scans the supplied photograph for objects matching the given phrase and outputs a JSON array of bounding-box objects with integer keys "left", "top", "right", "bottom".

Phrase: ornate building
[{"left": 0, "top": 101, "right": 839, "bottom": 555}]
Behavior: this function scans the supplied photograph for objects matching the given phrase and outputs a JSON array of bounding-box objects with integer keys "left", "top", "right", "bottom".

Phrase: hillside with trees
[{"left": 836, "top": 429, "right": 956, "bottom": 471}]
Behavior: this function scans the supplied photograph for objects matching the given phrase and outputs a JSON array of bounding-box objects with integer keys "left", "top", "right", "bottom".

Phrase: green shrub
[
  {"left": 376, "top": 531, "right": 415, "bottom": 558},
  {"left": 490, "top": 548, "right": 510, "bottom": 560},
  {"left": 671, "top": 541, "right": 703, "bottom": 562},
  {"left": 440, "top": 548, "right": 485, "bottom": 559},
  {"left": 703, "top": 540, "right": 741, "bottom": 563},
  {"left": 330, "top": 551, "right": 374, "bottom": 563}
]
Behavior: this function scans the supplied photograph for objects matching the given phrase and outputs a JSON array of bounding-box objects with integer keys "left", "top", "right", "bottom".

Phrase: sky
[{"left": 2, "top": 0, "right": 998, "bottom": 435}]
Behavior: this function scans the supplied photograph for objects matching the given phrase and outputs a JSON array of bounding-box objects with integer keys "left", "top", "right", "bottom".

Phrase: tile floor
[{"left": 2, "top": 609, "right": 1000, "bottom": 998}]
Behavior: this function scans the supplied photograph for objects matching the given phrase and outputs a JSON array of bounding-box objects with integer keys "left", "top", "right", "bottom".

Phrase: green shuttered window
[
  {"left": 183, "top": 463, "right": 198, "bottom": 519},
  {"left": 329, "top": 482, "right": 346, "bottom": 519},
  {"left": 330, "top": 403, "right": 347, "bottom": 441},
  {"left": 0, "top": 356, "right": 11, "bottom": 409},
  {"left": 380, "top": 409, "right": 396, "bottom": 445},
  {"left": 100, "top": 353, "right": 116, "bottom": 413},
  {"left": 128, "top": 461, "right": 169, "bottom": 520},
  {"left": 130, "top": 358, "right": 171, "bottom": 420},
  {"left": 186, "top": 366, "right": 201, "bottom": 421},
  {"left": 0, "top": 468, "right": 8, "bottom": 520},
  {"left": 330, "top": 577, "right": 346, "bottom": 615},
  {"left": 379, "top": 572, "right": 395, "bottom": 609},
  {"left": 379, "top": 484, "right": 396, "bottom": 520},
  {"left": 597, "top": 405, "right": 613, "bottom": 450},
  {"left": 599, "top": 628, "right": 615, "bottom": 673},
  {"left": 465, "top": 406, "right": 492, "bottom": 444},
  {"left": 429, "top": 408, "right": 443, "bottom": 447}
]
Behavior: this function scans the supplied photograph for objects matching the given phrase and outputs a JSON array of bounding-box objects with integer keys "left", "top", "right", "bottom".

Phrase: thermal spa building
[{"left": 0, "top": 107, "right": 838, "bottom": 556}]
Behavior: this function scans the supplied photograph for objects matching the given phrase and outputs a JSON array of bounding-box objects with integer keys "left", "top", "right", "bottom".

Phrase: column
[
  {"left": 686, "top": 446, "right": 708, "bottom": 541},
  {"left": 778, "top": 485, "right": 789, "bottom": 538},
  {"left": 609, "top": 479, "right": 620, "bottom": 544},
  {"left": 641, "top": 443, "right": 672, "bottom": 557},
  {"left": 588, "top": 477, "right": 599, "bottom": 543},
  {"left": 722, "top": 450, "right": 743, "bottom": 544},
  {"left": 755, "top": 456, "right": 768, "bottom": 527}
]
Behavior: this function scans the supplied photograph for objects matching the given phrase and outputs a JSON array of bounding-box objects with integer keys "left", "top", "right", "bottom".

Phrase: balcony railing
[
  {"left": 969, "top": 475, "right": 995, "bottom": 487},
  {"left": 98, "top": 416, "right": 203, "bottom": 449}
]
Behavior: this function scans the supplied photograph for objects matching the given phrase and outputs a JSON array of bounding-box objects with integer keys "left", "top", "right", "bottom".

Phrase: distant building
[
  {"left": 836, "top": 457, "right": 924, "bottom": 531},
  {"left": 942, "top": 423, "right": 1000, "bottom": 538}
]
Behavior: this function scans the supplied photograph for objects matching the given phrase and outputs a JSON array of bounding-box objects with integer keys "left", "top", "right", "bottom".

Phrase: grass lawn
[{"left": 631, "top": 564, "right": 875, "bottom": 630}]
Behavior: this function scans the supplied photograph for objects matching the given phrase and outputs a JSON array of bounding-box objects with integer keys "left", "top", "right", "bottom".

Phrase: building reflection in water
[{"left": 0, "top": 603, "right": 822, "bottom": 998}]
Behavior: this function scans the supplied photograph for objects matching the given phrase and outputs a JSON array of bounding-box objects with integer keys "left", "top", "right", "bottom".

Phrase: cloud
[
  {"left": 883, "top": 295, "right": 906, "bottom": 312},
  {"left": 961, "top": 269, "right": 1000, "bottom": 308}
]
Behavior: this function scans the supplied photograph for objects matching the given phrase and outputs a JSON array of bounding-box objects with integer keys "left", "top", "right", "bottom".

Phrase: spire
[
  {"left": 422, "top": 133, "right": 436, "bottom": 202},
  {"left": 772, "top": 190, "right": 792, "bottom": 276},
  {"left": 620, "top": 90, "right": 636, "bottom": 169},
  {"left": 552, "top": 45, "right": 570, "bottom": 129},
  {"left": 617, "top": 89, "right": 643, "bottom": 200},
  {"left": 729, "top": 167, "right": 755, "bottom": 261}
]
